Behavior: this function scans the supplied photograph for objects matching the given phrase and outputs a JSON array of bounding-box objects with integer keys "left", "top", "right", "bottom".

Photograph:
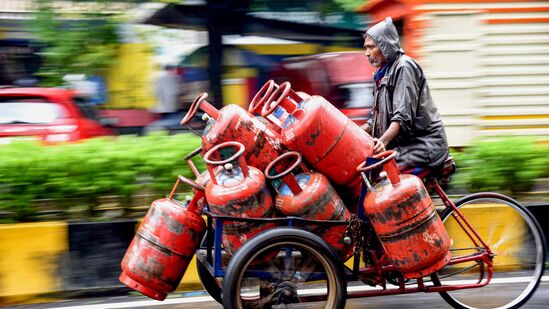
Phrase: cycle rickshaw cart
[
  {"left": 120, "top": 82, "right": 546, "bottom": 309},
  {"left": 182, "top": 143, "right": 546, "bottom": 309}
]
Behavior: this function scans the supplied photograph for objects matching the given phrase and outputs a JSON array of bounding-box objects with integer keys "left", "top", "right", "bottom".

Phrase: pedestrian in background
[
  {"left": 361, "top": 17, "right": 449, "bottom": 174},
  {"left": 150, "top": 64, "right": 181, "bottom": 119}
]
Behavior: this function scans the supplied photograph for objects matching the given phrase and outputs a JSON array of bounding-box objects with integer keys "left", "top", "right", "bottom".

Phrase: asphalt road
[{"left": 9, "top": 277, "right": 549, "bottom": 309}]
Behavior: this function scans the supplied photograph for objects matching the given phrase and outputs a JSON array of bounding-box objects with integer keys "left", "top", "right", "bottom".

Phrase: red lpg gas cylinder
[
  {"left": 204, "top": 141, "right": 275, "bottom": 255},
  {"left": 261, "top": 82, "right": 374, "bottom": 197},
  {"left": 180, "top": 92, "right": 283, "bottom": 172},
  {"left": 265, "top": 151, "right": 354, "bottom": 260},
  {"left": 120, "top": 176, "right": 206, "bottom": 300},
  {"left": 357, "top": 151, "right": 451, "bottom": 279}
]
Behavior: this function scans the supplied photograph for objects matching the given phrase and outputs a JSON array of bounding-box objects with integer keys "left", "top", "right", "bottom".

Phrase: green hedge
[
  {"left": 0, "top": 133, "right": 204, "bottom": 222},
  {"left": 451, "top": 136, "right": 549, "bottom": 194},
  {"left": 1, "top": 133, "right": 547, "bottom": 222}
]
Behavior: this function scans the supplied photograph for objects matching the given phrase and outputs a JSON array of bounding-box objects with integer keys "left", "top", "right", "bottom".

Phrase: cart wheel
[
  {"left": 432, "top": 193, "right": 546, "bottom": 309},
  {"left": 222, "top": 227, "right": 347, "bottom": 309},
  {"left": 196, "top": 232, "right": 223, "bottom": 304}
]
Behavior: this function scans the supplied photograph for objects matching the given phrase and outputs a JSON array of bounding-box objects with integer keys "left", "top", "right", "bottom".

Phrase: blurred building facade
[
  {"left": 0, "top": 1, "right": 195, "bottom": 107},
  {"left": 0, "top": 0, "right": 156, "bottom": 108},
  {"left": 2, "top": 1, "right": 547, "bottom": 146},
  {"left": 0, "top": 0, "right": 37, "bottom": 86},
  {"left": 358, "top": 0, "right": 549, "bottom": 146}
]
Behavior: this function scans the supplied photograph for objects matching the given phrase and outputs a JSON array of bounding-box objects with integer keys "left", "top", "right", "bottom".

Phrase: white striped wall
[{"left": 415, "top": 1, "right": 549, "bottom": 146}]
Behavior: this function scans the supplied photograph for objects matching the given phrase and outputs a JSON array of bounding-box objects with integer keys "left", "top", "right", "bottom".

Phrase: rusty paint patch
[
  {"left": 136, "top": 254, "right": 164, "bottom": 281},
  {"left": 248, "top": 127, "right": 266, "bottom": 157},
  {"left": 376, "top": 209, "right": 438, "bottom": 242},
  {"left": 165, "top": 216, "right": 185, "bottom": 234},
  {"left": 370, "top": 187, "right": 428, "bottom": 225},
  {"left": 305, "top": 127, "right": 321, "bottom": 146}
]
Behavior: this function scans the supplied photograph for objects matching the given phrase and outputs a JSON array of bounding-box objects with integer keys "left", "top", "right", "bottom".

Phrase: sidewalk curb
[{"left": 1, "top": 204, "right": 547, "bottom": 305}]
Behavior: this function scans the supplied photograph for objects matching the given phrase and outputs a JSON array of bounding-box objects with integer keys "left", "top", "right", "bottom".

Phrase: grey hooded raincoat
[{"left": 366, "top": 18, "right": 449, "bottom": 168}]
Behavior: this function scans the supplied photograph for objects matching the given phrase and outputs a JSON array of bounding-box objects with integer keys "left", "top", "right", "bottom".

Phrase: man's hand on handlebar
[{"left": 373, "top": 138, "right": 386, "bottom": 154}]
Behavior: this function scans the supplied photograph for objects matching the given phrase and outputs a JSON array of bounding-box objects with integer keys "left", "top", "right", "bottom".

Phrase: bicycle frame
[
  {"left": 346, "top": 179, "right": 494, "bottom": 298},
  {"left": 194, "top": 178, "right": 496, "bottom": 300},
  {"left": 197, "top": 212, "right": 350, "bottom": 278}
]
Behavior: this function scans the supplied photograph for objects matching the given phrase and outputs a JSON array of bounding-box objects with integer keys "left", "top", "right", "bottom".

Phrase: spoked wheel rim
[
  {"left": 235, "top": 241, "right": 339, "bottom": 308},
  {"left": 223, "top": 228, "right": 346, "bottom": 309},
  {"left": 434, "top": 194, "right": 545, "bottom": 309}
]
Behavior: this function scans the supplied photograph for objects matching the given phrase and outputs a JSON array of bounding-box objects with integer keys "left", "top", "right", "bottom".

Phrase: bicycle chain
[{"left": 346, "top": 214, "right": 363, "bottom": 255}]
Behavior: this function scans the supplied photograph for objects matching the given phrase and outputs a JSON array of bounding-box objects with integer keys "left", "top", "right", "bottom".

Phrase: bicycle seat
[{"left": 426, "top": 155, "right": 456, "bottom": 184}]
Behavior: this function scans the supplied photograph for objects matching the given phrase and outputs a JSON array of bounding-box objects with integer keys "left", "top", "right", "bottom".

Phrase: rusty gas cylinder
[
  {"left": 357, "top": 151, "right": 451, "bottom": 279},
  {"left": 119, "top": 176, "right": 206, "bottom": 300},
  {"left": 180, "top": 92, "right": 283, "bottom": 172},
  {"left": 204, "top": 141, "right": 275, "bottom": 255},
  {"left": 261, "top": 82, "right": 374, "bottom": 198},
  {"left": 265, "top": 151, "right": 354, "bottom": 261}
]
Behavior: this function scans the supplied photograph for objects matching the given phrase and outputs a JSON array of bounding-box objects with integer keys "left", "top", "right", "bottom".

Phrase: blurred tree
[
  {"left": 333, "top": 0, "right": 366, "bottom": 11},
  {"left": 30, "top": 0, "right": 121, "bottom": 86},
  {"left": 250, "top": 0, "right": 364, "bottom": 12}
]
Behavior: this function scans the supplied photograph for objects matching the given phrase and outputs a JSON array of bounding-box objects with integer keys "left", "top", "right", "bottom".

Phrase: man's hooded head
[{"left": 365, "top": 17, "right": 404, "bottom": 65}]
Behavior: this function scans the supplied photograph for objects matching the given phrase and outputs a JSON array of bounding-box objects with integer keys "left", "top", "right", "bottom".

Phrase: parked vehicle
[
  {"left": 0, "top": 87, "right": 115, "bottom": 144},
  {"left": 269, "top": 51, "right": 375, "bottom": 126}
]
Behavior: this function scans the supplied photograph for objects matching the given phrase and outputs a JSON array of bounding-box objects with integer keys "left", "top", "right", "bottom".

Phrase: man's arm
[
  {"left": 390, "top": 62, "right": 420, "bottom": 138},
  {"left": 360, "top": 122, "right": 372, "bottom": 134}
]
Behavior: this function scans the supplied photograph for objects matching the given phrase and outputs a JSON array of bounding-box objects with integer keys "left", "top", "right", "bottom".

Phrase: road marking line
[
  {"left": 51, "top": 275, "right": 549, "bottom": 308},
  {"left": 54, "top": 296, "right": 216, "bottom": 309}
]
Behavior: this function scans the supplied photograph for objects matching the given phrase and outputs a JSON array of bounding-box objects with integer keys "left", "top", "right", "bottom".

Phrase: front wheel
[
  {"left": 222, "top": 227, "right": 347, "bottom": 309},
  {"left": 433, "top": 193, "right": 546, "bottom": 309}
]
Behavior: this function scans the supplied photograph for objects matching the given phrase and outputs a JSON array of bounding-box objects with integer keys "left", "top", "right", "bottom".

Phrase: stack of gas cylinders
[{"left": 119, "top": 80, "right": 452, "bottom": 300}]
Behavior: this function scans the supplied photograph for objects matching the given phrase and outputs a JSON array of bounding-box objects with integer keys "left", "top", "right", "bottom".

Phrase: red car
[
  {"left": 0, "top": 87, "right": 115, "bottom": 144},
  {"left": 269, "top": 51, "right": 376, "bottom": 126}
]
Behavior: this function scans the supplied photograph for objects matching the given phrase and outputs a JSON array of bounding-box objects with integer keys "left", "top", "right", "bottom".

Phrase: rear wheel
[
  {"left": 222, "top": 227, "right": 347, "bottom": 309},
  {"left": 433, "top": 193, "right": 545, "bottom": 309}
]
